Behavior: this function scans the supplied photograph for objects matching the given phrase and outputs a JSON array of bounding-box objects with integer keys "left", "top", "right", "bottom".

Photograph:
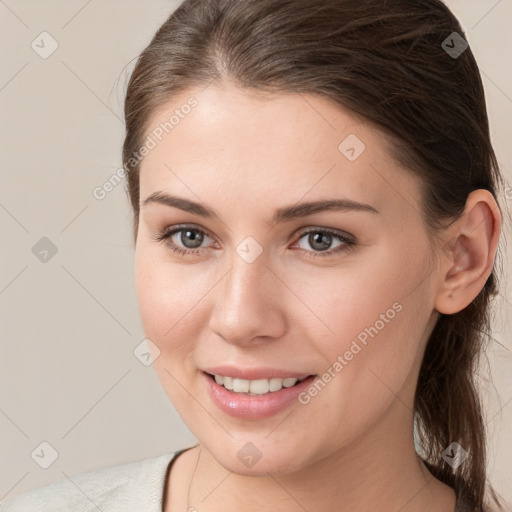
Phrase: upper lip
[{"left": 203, "top": 365, "right": 315, "bottom": 380}]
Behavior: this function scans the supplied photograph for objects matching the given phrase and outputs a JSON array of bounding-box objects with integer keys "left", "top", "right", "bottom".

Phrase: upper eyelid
[{"left": 168, "top": 224, "right": 214, "bottom": 240}]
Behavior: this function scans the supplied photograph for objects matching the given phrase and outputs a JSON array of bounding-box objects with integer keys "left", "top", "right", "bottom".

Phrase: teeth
[{"left": 213, "top": 374, "right": 308, "bottom": 394}]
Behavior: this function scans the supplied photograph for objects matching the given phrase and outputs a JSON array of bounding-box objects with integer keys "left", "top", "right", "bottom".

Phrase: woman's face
[{"left": 135, "top": 83, "right": 443, "bottom": 475}]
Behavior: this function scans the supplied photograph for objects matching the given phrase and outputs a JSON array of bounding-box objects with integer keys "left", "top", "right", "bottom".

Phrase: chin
[{"left": 205, "top": 438, "right": 312, "bottom": 477}]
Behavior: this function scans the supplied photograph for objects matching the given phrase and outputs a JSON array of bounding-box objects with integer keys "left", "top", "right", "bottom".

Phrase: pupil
[{"left": 310, "top": 232, "right": 331, "bottom": 251}]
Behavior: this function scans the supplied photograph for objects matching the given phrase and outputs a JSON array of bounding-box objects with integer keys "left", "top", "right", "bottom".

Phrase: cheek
[
  {"left": 295, "top": 246, "right": 429, "bottom": 407},
  {"left": 292, "top": 248, "right": 406, "bottom": 351},
  {"left": 134, "top": 248, "right": 211, "bottom": 409},
  {"left": 292, "top": 298, "right": 418, "bottom": 446},
  {"left": 134, "top": 246, "right": 209, "bottom": 354}
]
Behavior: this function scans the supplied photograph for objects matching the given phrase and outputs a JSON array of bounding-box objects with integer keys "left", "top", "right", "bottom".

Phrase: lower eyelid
[{"left": 294, "top": 235, "right": 354, "bottom": 257}]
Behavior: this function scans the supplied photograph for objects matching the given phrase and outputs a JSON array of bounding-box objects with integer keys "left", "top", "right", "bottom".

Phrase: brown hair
[{"left": 122, "top": 0, "right": 507, "bottom": 509}]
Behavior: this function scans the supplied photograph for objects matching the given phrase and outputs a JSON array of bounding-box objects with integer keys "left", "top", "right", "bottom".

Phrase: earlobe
[{"left": 434, "top": 189, "right": 501, "bottom": 315}]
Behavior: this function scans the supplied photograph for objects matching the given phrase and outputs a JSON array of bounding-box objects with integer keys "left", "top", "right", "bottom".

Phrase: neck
[{"left": 184, "top": 399, "right": 456, "bottom": 512}]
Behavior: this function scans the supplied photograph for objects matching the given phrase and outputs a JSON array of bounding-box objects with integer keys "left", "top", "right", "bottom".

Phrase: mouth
[
  {"left": 203, "top": 371, "right": 317, "bottom": 396},
  {"left": 202, "top": 370, "right": 318, "bottom": 419}
]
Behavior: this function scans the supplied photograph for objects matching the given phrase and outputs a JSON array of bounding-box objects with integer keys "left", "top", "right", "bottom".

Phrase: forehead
[{"left": 138, "top": 83, "right": 422, "bottom": 222}]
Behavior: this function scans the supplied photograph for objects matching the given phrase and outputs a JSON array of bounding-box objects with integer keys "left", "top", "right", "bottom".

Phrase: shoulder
[{"left": 0, "top": 451, "right": 177, "bottom": 512}]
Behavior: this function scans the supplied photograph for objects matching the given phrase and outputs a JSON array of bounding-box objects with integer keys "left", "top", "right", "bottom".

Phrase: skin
[{"left": 134, "top": 82, "right": 501, "bottom": 512}]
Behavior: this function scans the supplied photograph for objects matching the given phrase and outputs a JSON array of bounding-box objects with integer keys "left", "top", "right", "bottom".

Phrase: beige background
[{"left": 1, "top": 0, "right": 511, "bottom": 504}]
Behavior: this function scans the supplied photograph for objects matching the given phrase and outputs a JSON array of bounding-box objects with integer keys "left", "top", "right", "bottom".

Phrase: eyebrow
[{"left": 142, "top": 191, "right": 379, "bottom": 224}]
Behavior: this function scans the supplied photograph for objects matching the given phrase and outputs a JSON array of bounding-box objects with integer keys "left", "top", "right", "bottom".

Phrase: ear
[{"left": 434, "top": 189, "right": 501, "bottom": 315}]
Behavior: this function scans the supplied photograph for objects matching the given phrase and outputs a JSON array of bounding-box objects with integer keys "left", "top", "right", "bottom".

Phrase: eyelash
[{"left": 152, "top": 225, "right": 356, "bottom": 259}]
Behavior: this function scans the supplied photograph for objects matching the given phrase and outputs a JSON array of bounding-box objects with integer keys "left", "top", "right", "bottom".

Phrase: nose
[{"left": 208, "top": 253, "right": 287, "bottom": 347}]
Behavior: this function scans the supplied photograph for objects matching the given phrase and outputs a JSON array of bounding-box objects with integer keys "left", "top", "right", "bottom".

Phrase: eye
[
  {"left": 152, "top": 225, "right": 356, "bottom": 259},
  {"left": 152, "top": 225, "right": 215, "bottom": 256},
  {"left": 292, "top": 228, "right": 355, "bottom": 258}
]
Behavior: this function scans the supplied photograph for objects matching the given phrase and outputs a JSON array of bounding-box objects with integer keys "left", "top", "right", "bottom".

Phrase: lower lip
[{"left": 202, "top": 371, "right": 317, "bottom": 419}]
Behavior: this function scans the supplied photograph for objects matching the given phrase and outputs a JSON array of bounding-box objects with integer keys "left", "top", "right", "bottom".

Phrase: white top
[{"left": 0, "top": 451, "right": 180, "bottom": 512}]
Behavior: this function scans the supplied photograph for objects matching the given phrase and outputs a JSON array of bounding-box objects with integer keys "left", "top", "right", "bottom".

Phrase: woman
[{"left": 2, "top": 0, "right": 509, "bottom": 511}]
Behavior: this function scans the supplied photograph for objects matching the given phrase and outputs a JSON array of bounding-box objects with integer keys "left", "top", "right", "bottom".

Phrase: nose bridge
[
  {"left": 208, "top": 248, "right": 284, "bottom": 344},
  {"left": 226, "top": 251, "right": 268, "bottom": 305}
]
